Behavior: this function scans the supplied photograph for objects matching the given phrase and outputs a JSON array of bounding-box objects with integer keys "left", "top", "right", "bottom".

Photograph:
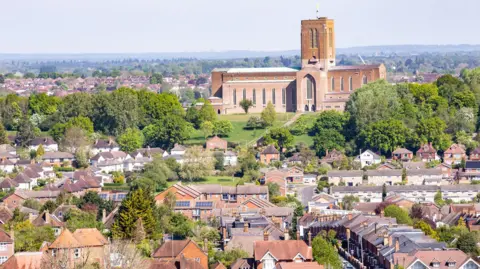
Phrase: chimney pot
[
  {"left": 296, "top": 230, "right": 300, "bottom": 240},
  {"left": 395, "top": 238, "right": 400, "bottom": 252},
  {"left": 308, "top": 231, "right": 312, "bottom": 246},
  {"left": 243, "top": 222, "right": 249, "bottom": 233},
  {"left": 284, "top": 228, "right": 290, "bottom": 241},
  {"left": 263, "top": 231, "right": 269, "bottom": 241}
]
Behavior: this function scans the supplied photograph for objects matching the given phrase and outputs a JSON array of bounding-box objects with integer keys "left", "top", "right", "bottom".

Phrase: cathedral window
[
  {"left": 272, "top": 89, "right": 276, "bottom": 105},
  {"left": 233, "top": 89, "right": 237, "bottom": 105},
  {"left": 262, "top": 88, "right": 266, "bottom": 105},
  {"left": 349, "top": 76, "right": 353, "bottom": 91},
  {"left": 282, "top": 88, "right": 286, "bottom": 105},
  {"left": 306, "top": 76, "right": 313, "bottom": 100},
  {"left": 340, "top": 77, "right": 344, "bottom": 92},
  {"left": 253, "top": 89, "right": 256, "bottom": 105},
  {"left": 243, "top": 89, "right": 246, "bottom": 100},
  {"left": 331, "top": 77, "right": 335, "bottom": 92}
]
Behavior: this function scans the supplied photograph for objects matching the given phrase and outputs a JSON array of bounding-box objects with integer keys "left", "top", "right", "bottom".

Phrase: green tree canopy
[
  {"left": 118, "top": 128, "right": 145, "bottom": 152},
  {"left": 261, "top": 102, "right": 276, "bottom": 126},
  {"left": 358, "top": 119, "right": 413, "bottom": 155},
  {"left": 263, "top": 127, "right": 294, "bottom": 153},
  {"left": 384, "top": 205, "right": 413, "bottom": 225}
]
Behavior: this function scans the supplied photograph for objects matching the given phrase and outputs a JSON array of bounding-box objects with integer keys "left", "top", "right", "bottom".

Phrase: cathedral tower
[{"left": 300, "top": 17, "right": 336, "bottom": 69}]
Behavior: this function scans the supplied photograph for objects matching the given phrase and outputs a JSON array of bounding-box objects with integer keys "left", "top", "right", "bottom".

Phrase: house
[
  {"left": 28, "top": 137, "right": 58, "bottom": 152},
  {"left": 0, "top": 178, "right": 18, "bottom": 191},
  {"left": 2, "top": 190, "right": 61, "bottom": 209},
  {"left": 154, "top": 183, "right": 201, "bottom": 203},
  {"left": 469, "top": 146, "right": 480, "bottom": 161},
  {"left": 260, "top": 145, "right": 280, "bottom": 165},
  {"left": 231, "top": 258, "right": 255, "bottom": 269},
  {"left": 0, "top": 229, "right": 14, "bottom": 264},
  {"left": 403, "top": 161, "right": 426, "bottom": 170},
  {"left": 377, "top": 163, "right": 397, "bottom": 170},
  {"left": 327, "top": 170, "right": 363, "bottom": 186},
  {"left": 31, "top": 210, "right": 65, "bottom": 236},
  {"left": 41, "top": 152, "right": 75, "bottom": 166},
  {"left": 320, "top": 149, "right": 345, "bottom": 164},
  {"left": 91, "top": 138, "right": 119, "bottom": 155},
  {"left": 253, "top": 239, "right": 313, "bottom": 269},
  {"left": 366, "top": 169, "right": 403, "bottom": 186},
  {"left": 437, "top": 162, "right": 453, "bottom": 179},
  {"left": 171, "top": 144, "right": 187, "bottom": 156},
  {"left": 0, "top": 159, "right": 14, "bottom": 173},
  {"left": 459, "top": 161, "right": 480, "bottom": 181},
  {"left": 131, "top": 148, "right": 168, "bottom": 159},
  {"left": 173, "top": 200, "right": 217, "bottom": 221},
  {"left": 90, "top": 151, "right": 131, "bottom": 173},
  {"left": 416, "top": 143, "right": 440, "bottom": 162},
  {"left": 1, "top": 252, "right": 45, "bottom": 269},
  {"left": 44, "top": 228, "right": 109, "bottom": 269},
  {"left": 443, "top": 144, "right": 466, "bottom": 165},
  {"left": 303, "top": 174, "right": 317, "bottom": 185},
  {"left": 392, "top": 148, "right": 413, "bottom": 162},
  {"left": 152, "top": 239, "right": 208, "bottom": 269},
  {"left": 275, "top": 262, "right": 323, "bottom": 269},
  {"left": 224, "top": 151, "right": 238, "bottom": 166},
  {"left": 355, "top": 150, "right": 381, "bottom": 168},
  {"left": 392, "top": 249, "right": 480, "bottom": 269},
  {"left": 206, "top": 136, "right": 228, "bottom": 152},
  {"left": 406, "top": 169, "right": 443, "bottom": 185},
  {"left": 211, "top": 261, "right": 227, "bottom": 269},
  {"left": 0, "top": 145, "right": 16, "bottom": 156}
]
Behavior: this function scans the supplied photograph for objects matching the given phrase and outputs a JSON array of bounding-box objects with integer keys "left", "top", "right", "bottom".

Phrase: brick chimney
[
  {"left": 243, "top": 222, "right": 249, "bottom": 233},
  {"left": 203, "top": 238, "right": 208, "bottom": 252},
  {"left": 348, "top": 213, "right": 352, "bottom": 220},
  {"left": 102, "top": 209, "right": 107, "bottom": 223},
  {"left": 308, "top": 231, "right": 312, "bottom": 246},
  {"left": 222, "top": 227, "right": 227, "bottom": 240},
  {"left": 296, "top": 230, "right": 300, "bottom": 240},
  {"left": 383, "top": 233, "right": 388, "bottom": 246},
  {"left": 263, "top": 231, "right": 269, "bottom": 241},
  {"left": 44, "top": 210, "right": 50, "bottom": 224},
  {"left": 395, "top": 238, "right": 400, "bottom": 251}
]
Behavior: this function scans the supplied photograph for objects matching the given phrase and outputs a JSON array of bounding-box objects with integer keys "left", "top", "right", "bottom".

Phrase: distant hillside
[{"left": 1, "top": 45, "right": 480, "bottom": 61}]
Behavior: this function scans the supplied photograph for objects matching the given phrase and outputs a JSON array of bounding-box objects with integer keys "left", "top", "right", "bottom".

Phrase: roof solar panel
[
  {"left": 196, "top": 201, "right": 213, "bottom": 207},
  {"left": 176, "top": 201, "right": 191, "bottom": 207}
]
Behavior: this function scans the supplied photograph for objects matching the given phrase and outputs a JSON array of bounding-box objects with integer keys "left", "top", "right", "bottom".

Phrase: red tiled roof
[{"left": 254, "top": 240, "right": 312, "bottom": 261}]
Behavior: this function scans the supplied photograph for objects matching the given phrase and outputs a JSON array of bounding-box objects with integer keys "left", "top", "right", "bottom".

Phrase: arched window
[
  {"left": 253, "top": 89, "right": 256, "bottom": 105},
  {"left": 242, "top": 89, "right": 246, "bottom": 100},
  {"left": 272, "top": 89, "right": 276, "bottom": 105},
  {"left": 233, "top": 89, "right": 237, "bottom": 105},
  {"left": 331, "top": 77, "right": 335, "bottom": 92},
  {"left": 363, "top": 75, "right": 368, "bottom": 85},
  {"left": 349, "top": 76, "right": 353, "bottom": 91},
  {"left": 282, "top": 88, "right": 286, "bottom": 105},
  {"left": 310, "top": 29, "right": 314, "bottom": 48},
  {"left": 306, "top": 77, "right": 313, "bottom": 100},
  {"left": 340, "top": 77, "right": 344, "bottom": 92},
  {"left": 313, "top": 29, "right": 318, "bottom": 48},
  {"left": 262, "top": 88, "right": 266, "bottom": 105}
]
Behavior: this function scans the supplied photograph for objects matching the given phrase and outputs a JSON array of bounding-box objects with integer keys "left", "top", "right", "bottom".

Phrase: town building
[
  {"left": 355, "top": 150, "right": 381, "bottom": 168},
  {"left": 327, "top": 170, "right": 363, "bottom": 186},
  {"left": 443, "top": 144, "right": 466, "bottom": 165},
  {"left": 152, "top": 239, "right": 208, "bottom": 269},
  {"left": 416, "top": 143, "right": 440, "bottom": 162},
  {"left": 211, "top": 17, "right": 386, "bottom": 114},
  {"left": 260, "top": 145, "right": 280, "bottom": 165},
  {"left": 392, "top": 148, "right": 413, "bottom": 162},
  {"left": 206, "top": 136, "right": 228, "bottom": 152}
]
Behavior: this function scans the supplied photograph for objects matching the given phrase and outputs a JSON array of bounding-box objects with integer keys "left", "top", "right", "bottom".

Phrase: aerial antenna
[{"left": 316, "top": 3, "right": 320, "bottom": 19}]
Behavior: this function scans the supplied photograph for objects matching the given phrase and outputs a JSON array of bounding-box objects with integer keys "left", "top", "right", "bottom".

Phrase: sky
[{"left": 1, "top": 0, "right": 479, "bottom": 53}]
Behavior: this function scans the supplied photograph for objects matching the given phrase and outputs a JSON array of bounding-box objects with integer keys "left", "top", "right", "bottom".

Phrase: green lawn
[
  {"left": 186, "top": 113, "right": 295, "bottom": 146},
  {"left": 167, "top": 176, "right": 243, "bottom": 187},
  {"left": 293, "top": 134, "right": 315, "bottom": 147}
]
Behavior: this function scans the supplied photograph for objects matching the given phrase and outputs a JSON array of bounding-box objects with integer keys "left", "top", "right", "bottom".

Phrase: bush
[{"left": 244, "top": 116, "right": 266, "bottom": 130}]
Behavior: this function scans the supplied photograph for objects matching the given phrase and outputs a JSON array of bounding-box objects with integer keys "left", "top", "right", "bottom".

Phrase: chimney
[
  {"left": 348, "top": 213, "right": 353, "bottom": 220},
  {"left": 388, "top": 235, "right": 393, "bottom": 247},
  {"left": 243, "top": 222, "right": 249, "bottom": 233},
  {"left": 383, "top": 233, "right": 388, "bottom": 246},
  {"left": 380, "top": 210, "right": 385, "bottom": 217},
  {"left": 102, "top": 209, "right": 107, "bottom": 223},
  {"left": 395, "top": 239, "right": 400, "bottom": 252},
  {"left": 203, "top": 238, "right": 208, "bottom": 252},
  {"left": 308, "top": 231, "right": 312, "bottom": 246},
  {"left": 326, "top": 149, "right": 329, "bottom": 156},
  {"left": 284, "top": 228, "right": 289, "bottom": 241},
  {"left": 44, "top": 210, "right": 50, "bottom": 224},
  {"left": 222, "top": 227, "right": 227, "bottom": 240},
  {"left": 296, "top": 230, "right": 300, "bottom": 240},
  {"left": 263, "top": 231, "right": 269, "bottom": 241}
]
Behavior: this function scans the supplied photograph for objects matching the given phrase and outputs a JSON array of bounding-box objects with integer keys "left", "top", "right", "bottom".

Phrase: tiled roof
[
  {"left": 1, "top": 252, "right": 45, "bottom": 269},
  {"left": 29, "top": 137, "right": 56, "bottom": 146},
  {"left": 262, "top": 145, "right": 279, "bottom": 155},
  {"left": 0, "top": 177, "right": 19, "bottom": 189},
  {"left": 31, "top": 211, "right": 64, "bottom": 228},
  {"left": 48, "top": 228, "right": 81, "bottom": 249},
  {"left": 152, "top": 240, "right": 197, "bottom": 258},
  {"left": 93, "top": 139, "right": 118, "bottom": 149},
  {"left": 49, "top": 228, "right": 108, "bottom": 249},
  {"left": 241, "top": 198, "right": 276, "bottom": 208},
  {"left": 366, "top": 169, "right": 403, "bottom": 177},
  {"left": 444, "top": 144, "right": 466, "bottom": 155},
  {"left": 276, "top": 262, "right": 323, "bottom": 269},
  {"left": 42, "top": 151, "right": 74, "bottom": 159},
  {"left": 254, "top": 240, "right": 312, "bottom": 261},
  {"left": 327, "top": 170, "right": 363, "bottom": 177},
  {"left": 0, "top": 228, "right": 13, "bottom": 243},
  {"left": 393, "top": 148, "right": 413, "bottom": 154},
  {"left": 393, "top": 249, "right": 472, "bottom": 269}
]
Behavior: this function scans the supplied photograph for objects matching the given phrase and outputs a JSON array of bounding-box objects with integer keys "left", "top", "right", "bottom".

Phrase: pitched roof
[
  {"left": 0, "top": 177, "right": 19, "bottom": 189},
  {"left": 241, "top": 198, "right": 276, "bottom": 208},
  {"left": 365, "top": 169, "right": 402, "bottom": 176},
  {"left": 444, "top": 144, "right": 466, "bottom": 155},
  {"left": 31, "top": 211, "right": 64, "bottom": 228},
  {"left": 152, "top": 240, "right": 201, "bottom": 258},
  {"left": 392, "top": 148, "right": 413, "bottom": 154},
  {"left": 171, "top": 144, "right": 186, "bottom": 152},
  {"left": 1, "top": 252, "right": 45, "bottom": 269},
  {"left": 48, "top": 228, "right": 81, "bottom": 249},
  {"left": 276, "top": 262, "right": 323, "bottom": 269},
  {"left": 0, "top": 228, "right": 13, "bottom": 243},
  {"left": 417, "top": 143, "right": 437, "bottom": 154},
  {"left": 254, "top": 240, "right": 312, "bottom": 261},
  {"left": 42, "top": 151, "right": 74, "bottom": 159},
  {"left": 230, "top": 258, "right": 254, "bottom": 269},
  {"left": 93, "top": 139, "right": 118, "bottom": 149},
  {"left": 29, "top": 137, "right": 56, "bottom": 146},
  {"left": 393, "top": 249, "right": 472, "bottom": 269},
  {"left": 48, "top": 228, "right": 108, "bottom": 249},
  {"left": 262, "top": 145, "right": 279, "bottom": 155},
  {"left": 327, "top": 170, "right": 363, "bottom": 177},
  {"left": 14, "top": 173, "right": 32, "bottom": 184}
]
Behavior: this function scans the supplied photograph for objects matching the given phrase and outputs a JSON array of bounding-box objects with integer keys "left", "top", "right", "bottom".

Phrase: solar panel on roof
[
  {"left": 196, "top": 201, "right": 213, "bottom": 208},
  {"left": 176, "top": 201, "right": 191, "bottom": 207}
]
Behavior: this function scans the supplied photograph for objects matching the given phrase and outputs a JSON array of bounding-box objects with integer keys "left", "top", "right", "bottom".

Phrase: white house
[
  {"left": 224, "top": 151, "right": 238, "bottom": 166},
  {"left": 327, "top": 170, "right": 364, "bottom": 186},
  {"left": 355, "top": 150, "right": 381, "bottom": 168},
  {"left": 170, "top": 144, "right": 186, "bottom": 156},
  {"left": 41, "top": 152, "right": 75, "bottom": 165},
  {"left": 0, "top": 159, "right": 14, "bottom": 173},
  {"left": 91, "top": 139, "right": 120, "bottom": 155},
  {"left": 131, "top": 148, "right": 169, "bottom": 159},
  {"left": 90, "top": 151, "right": 131, "bottom": 173},
  {"left": 366, "top": 169, "right": 403, "bottom": 186},
  {"left": 406, "top": 168, "right": 443, "bottom": 185},
  {"left": 28, "top": 137, "right": 58, "bottom": 152},
  {"left": 303, "top": 174, "right": 317, "bottom": 185}
]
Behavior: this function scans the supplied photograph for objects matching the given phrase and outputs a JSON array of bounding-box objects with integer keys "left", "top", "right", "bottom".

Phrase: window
[
  {"left": 74, "top": 248, "right": 80, "bottom": 259},
  {"left": 242, "top": 89, "right": 246, "bottom": 100},
  {"left": 310, "top": 29, "right": 314, "bottom": 48},
  {"left": 0, "top": 243, "right": 6, "bottom": 251},
  {"left": 52, "top": 249, "right": 57, "bottom": 257},
  {"left": 363, "top": 75, "right": 368, "bottom": 85},
  {"left": 253, "top": 89, "right": 256, "bottom": 105},
  {"left": 195, "top": 258, "right": 201, "bottom": 263},
  {"left": 306, "top": 76, "right": 313, "bottom": 100},
  {"left": 447, "top": 262, "right": 456, "bottom": 267},
  {"left": 349, "top": 76, "right": 353, "bottom": 91},
  {"left": 233, "top": 89, "right": 237, "bottom": 105},
  {"left": 272, "top": 89, "right": 276, "bottom": 105},
  {"left": 432, "top": 262, "right": 440, "bottom": 268},
  {"left": 222, "top": 194, "right": 229, "bottom": 200},
  {"left": 313, "top": 29, "right": 318, "bottom": 48},
  {"left": 331, "top": 77, "right": 335, "bottom": 92},
  {"left": 282, "top": 88, "right": 286, "bottom": 105},
  {"left": 262, "top": 88, "right": 266, "bottom": 105},
  {"left": 340, "top": 77, "right": 344, "bottom": 92},
  {"left": 0, "top": 257, "right": 7, "bottom": 264}
]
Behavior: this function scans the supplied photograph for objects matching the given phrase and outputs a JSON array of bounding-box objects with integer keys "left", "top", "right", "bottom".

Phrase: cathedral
[{"left": 210, "top": 17, "right": 386, "bottom": 114}]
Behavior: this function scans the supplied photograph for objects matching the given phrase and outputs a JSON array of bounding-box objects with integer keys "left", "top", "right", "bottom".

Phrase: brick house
[
  {"left": 152, "top": 239, "right": 208, "bottom": 269},
  {"left": 41, "top": 152, "right": 75, "bottom": 166},
  {"left": 392, "top": 148, "right": 413, "bottom": 162},
  {"left": 320, "top": 149, "right": 345, "bottom": 164},
  {"left": 154, "top": 183, "right": 201, "bottom": 203},
  {"left": 173, "top": 200, "right": 216, "bottom": 221},
  {"left": 254, "top": 239, "right": 313, "bottom": 269},
  {"left": 416, "top": 143, "right": 440, "bottom": 162},
  {"left": 206, "top": 136, "right": 228, "bottom": 152},
  {"left": 260, "top": 145, "right": 280, "bottom": 165},
  {"left": 44, "top": 228, "right": 109, "bottom": 269},
  {"left": 470, "top": 146, "right": 480, "bottom": 161},
  {"left": 392, "top": 249, "right": 480, "bottom": 269},
  {"left": 443, "top": 144, "right": 466, "bottom": 165},
  {"left": 0, "top": 229, "right": 14, "bottom": 265},
  {"left": 31, "top": 210, "right": 65, "bottom": 236}
]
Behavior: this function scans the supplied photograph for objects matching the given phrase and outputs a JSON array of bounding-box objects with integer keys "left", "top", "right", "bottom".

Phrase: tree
[
  {"left": 312, "top": 235, "right": 342, "bottom": 269},
  {"left": 143, "top": 115, "right": 191, "bottom": 150},
  {"left": 149, "top": 73, "right": 163, "bottom": 84},
  {"left": 167, "top": 212, "right": 194, "bottom": 238},
  {"left": 384, "top": 205, "right": 413, "bottom": 225},
  {"left": 313, "top": 129, "right": 345, "bottom": 157},
  {"left": 16, "top": 117, "right": 38, "bottom": 147},
  {"left": 342, "top": 195, "right": 359, "bottom": 210},
  {"left": 13, "top": 220, "right": 55, "bottom": 252},
  {"left": 245, "top": 116, "right": 266, "bottom": 130},
  {"left": 40, "top": 200, "right": 58, "bottom": 213},
  {"left": 239, "top": 99, "right": 254, "bottom": 114},
  {"left": 261, "top": 102, "right": 276, "bottom": 126},
  {"left": 136, "top": 156, "right": 175, "bottom": 192},
  {"left": 61, "top": 127, "right": 90, "bottom": 153},
  {"left": 264, "top": 128, "right": 294, "bottom": 153},
  {"left": 64, "top": 209, "right": 102, "bottom": 232},
  {"left": 23, "top": 199, "right": 42, "bottom": 210},
  {"left": 358, "top": 119, "right": 412, "bottom": 155},
  {"left": 457, "top": 233, "right": 479, "bottom": 256},
  {"left": 112, "top": 188, "right": 158, "bottom": 239},
  {"left": 410, "top": 204, "right": 424, "bottom": 220},
  {"left": 0, "top": 121, "right": 8, "bottom": 144},
  {"left": 36, "top": 144, "right": 45, "bottom": 158},
  {"left": 434, "top": 190, "right": 445, "bottom": 206},
  {"left": 416, "top": 117, "right": 451, "bottom": 151},
  {"left": 213, "top": 248, "right": 249, "bottom": 268},
  {"left": 214, "top": 151, "right": 225, "bottom": 171},
  {"left": 311, "top": 110, "right": 349, "bottom": 134},
  {"left": 200, "top": 121, "right": 214, "bottom": 139},
  {"left": 199, "top": 101, "right": 217, "bottom": 123},
  {"left": 75, "top": 147, "right": 90, "bottom": 168},
  {"left": 185, "top": 106, "right": 201, "bottom": 128},
  {"left": 267, "top": 182, "right": 281, "bottom": 199},
  {"left": 118, "top": 128, "right": 144, "bottom": 152},
  {"left": 180, "top": 146, "right": 214, "bottom": 181},
  {"left": 133, "top": 218, "right": 146, "bottom": 244},
  {"left": 213, "top": 120, "right": 233, "bottom": 137},
  {"left": 414, "top": 220, "right": 438, "bottom": 240}
]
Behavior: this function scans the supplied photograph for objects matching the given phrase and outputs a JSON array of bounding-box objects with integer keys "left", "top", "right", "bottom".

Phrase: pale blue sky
[{"left": 1, "top": 0, "right": 478, "bottom": 53}]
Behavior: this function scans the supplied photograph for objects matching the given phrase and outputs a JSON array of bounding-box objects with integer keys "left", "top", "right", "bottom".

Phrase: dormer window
[
  {"left": 447, "top": 262, "right": 456, "bottom": 267},
  {"left": 432, "top": 262, "right": 440, "bottom": 268}
]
